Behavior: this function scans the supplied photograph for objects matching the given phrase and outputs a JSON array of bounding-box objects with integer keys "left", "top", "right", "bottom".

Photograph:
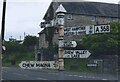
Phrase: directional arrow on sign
[
  {"left": 71, "top": 41, "right": 77, "bottom": 47},
  {"left": 19, "top": 61, "right": 58, "bottom": 69},
  {"left": 64, "top": 50, "right": 91, "bottom": 58},
  {"left": 64, "top": 41, "right": 77, "bottom": 47},
  {"left": 59, "top": 40, "right": 77, "bottom": 47}
]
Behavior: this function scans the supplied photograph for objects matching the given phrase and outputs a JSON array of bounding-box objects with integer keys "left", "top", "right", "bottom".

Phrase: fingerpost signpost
[
  {"left": 56, "top": 4, "right": 66, "bottom": 71},
  {"left": 18, "top": 4, "right": 111, "bottom": 80},
  {"left": 55, "top": 4, "right": 67, "bottom": 80}
]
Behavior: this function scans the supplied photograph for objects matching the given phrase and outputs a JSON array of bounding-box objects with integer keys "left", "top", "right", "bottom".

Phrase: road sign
[
  {"left": 94, "top": 25, "right": 110, "bottom": 33},
  {"left": 64, "top": 41, "right": 77, "bottom": 47},
  {"left": 64, "top": 26, "right": 86, "bottom": 36},
  {"left": 64, "top": 50, "right": 91, "bottom": 58},
  {"left": 64, "top": 24, "right": 110, "bottom": 35},
  {"left": 59, "top": 40, "right": 77, "bottom": 47},
  {"left": 85, "top": 25, "right": 94, "bottom": 34},
  {"left": 19, "top": 61, "right": 58, "bottom": 69}
]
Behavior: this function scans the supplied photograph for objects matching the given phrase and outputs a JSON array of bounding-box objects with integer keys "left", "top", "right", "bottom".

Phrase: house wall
[
  {"left": 64, "top": 14, "right": 118, "bottom": 27},
  {"left": 39, "top": 33, "right": 48, "bottom": 48},
  {"left": 39, "top": 14, "right": 118, "bottom": 48},
  {"left": 62, "top": 14, "right": 118, "bottom": 41},
  {"left": 53, "top": 33, "right": 58, "bottom": 46}
]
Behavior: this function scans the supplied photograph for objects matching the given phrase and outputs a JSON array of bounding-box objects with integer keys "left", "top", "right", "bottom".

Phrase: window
[
  {"left": 91, "top": 16, "right": 96, "bottom": 22},
  {"left": 67, "top": 14, "right": 73, "bottom": 20}
]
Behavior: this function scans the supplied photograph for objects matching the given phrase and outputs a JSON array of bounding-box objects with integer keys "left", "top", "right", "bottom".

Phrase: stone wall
[
  {"left": 64, "top": 14, "right": 118, "bottom": 27},
  {"left": 39, "top": 33, "right": 48, "bottom": 48},
  {"left": 39, "top": 13, "right": 118, "bottom": 48}
]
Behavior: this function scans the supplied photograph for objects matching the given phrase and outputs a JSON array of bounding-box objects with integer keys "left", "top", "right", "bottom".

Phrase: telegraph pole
[
  {"left": 55, "top": 4, "right": 66, "bottom": 79},
  {"left": 0, "top": 0, "right": 7, "bottom": 81}
]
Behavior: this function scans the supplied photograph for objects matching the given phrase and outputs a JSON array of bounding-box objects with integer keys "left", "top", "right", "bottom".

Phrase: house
[
  {"left": 38, "top": 30, "right": 48, "bottom": 48},
  {"left": 39, "top": 0, "right": 119, "bottom": 49},
  {"left": 38, "top": 1, "right": 120, "bottom": 73}
]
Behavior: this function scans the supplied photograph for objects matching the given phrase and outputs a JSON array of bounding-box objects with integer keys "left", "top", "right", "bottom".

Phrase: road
[{"left": 2, "top": 67, "right": 118, "bottom": 81}]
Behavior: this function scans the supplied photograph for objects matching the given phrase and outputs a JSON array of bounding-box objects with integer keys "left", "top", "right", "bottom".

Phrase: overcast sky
[{"left": 0, "top": 0, "right": 119, "bottom": 41}]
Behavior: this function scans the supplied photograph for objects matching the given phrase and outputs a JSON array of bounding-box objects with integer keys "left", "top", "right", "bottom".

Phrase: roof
[
  {"left": 44, "top": 1, "right": 119, "bottom": 19},
  {"left": 38, "top": 29, "right": 45, "bottom": 35},
  {"left": 62, "top": 2, "right": 118, "bottom": 17}
]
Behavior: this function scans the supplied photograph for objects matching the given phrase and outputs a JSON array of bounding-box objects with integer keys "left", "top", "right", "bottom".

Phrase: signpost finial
[{"left": 56, "top": 4, "right": 67, "bottom": 13}]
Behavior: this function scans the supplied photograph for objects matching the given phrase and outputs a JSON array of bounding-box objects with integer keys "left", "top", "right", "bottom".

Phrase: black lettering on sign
[
  {"left": 40, "top": 63, "right": 44, "bottom": 67},
  {"left": 71, "top": 54, "right": 78, "bottom": 58},
  {"left": 90, "top": 26, "right": 93, "bottom": 29},
  {"left": 44, "top": 63, "right": 50, "bottom": 67},
  {"left": 100, "top": 25, "right": 110, "bottom": 32},
  {"left": 72, "top": 27, "right": 79, "bottom": 31},
  {"left": 81, "top": 26, "right": 85, "bottom": 30},
  {"left": 95, "top": 27, "right": 99, "bottom": 32},
  {"left": 106, "top": 25, "right": 110, "bottom": 31},
  {"left": 22, "top": 63, "right": 30, "bottom": 68},
  {"left": 89, "top": 31, "right": 93, "bottom": 34},
  {"left": 81, "top": 50, "right": 84, "bottom": 54},
  {"left": 71, "top": 32, "right": 75, "bottom": 35},
  {"left": 27, "top": 63, "right": 30, "bottom": 67},
  {"left": 83, "top": 50, "right": 87, "bottom": 54},
  {"left": 36, "top": 63, "right": 40, "bottom": 67},
  {"left": 65, "top": 50, "right": 69, "bottom": 54},
  {"left": 65, "top": 50, "right": 74, "bottom": 54},
  {"left": 69, "top": 42, "right": 73, "bottom": 47},
  {"left": 75, "top": 50, "right": 81, "bottom": 55},
  {"left": 30, "top": 63, "right": 35, "bottom": 67},
  {"left": 53, "top": 63, "right": 58, "bottom": 68},
  {"left": 76, "top": 51, "right": 80, "bottom": 55},
  {"left": 83, "top": 50, "right": 85, "bottom": 54},
  {"left": 71, "top": 51, "right": 74, "bottom": 54},
  {"left": 37, "top": 63, "right": 51, "bottom": 67},
  {"left": 22, "top": 63, "right": 27, "bottom": 67},
  {"left": 64, "top": 41, "right": 73, "bottom": 47},
  {"left": 101, "top": 26, "right": 106, "bottom": 32},
  {"left": 78, "top": 31, "right": 86, "bottom": 35},
  {"left": 64, "top": 28, "right": 71, "bottom": 32}
]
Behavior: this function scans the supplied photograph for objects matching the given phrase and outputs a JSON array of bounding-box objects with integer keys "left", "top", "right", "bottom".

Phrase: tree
[
  {"left": 4, "top": 41, "right": 26, "bottom": 53},
  {"left": 23, "top": 35, "right": 39, "bottom": 47},
  {"left": 81, "top": 22, "right": 119, "bottom": 56}
]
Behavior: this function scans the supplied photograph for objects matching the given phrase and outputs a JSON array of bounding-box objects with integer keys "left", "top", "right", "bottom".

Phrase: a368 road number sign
[{"left": 94, "top": 25, "right": 110, "bottom": 33}]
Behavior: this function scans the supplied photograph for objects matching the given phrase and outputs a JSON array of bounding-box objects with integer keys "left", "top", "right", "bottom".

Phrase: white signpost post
[
  {"left": 19, "top": 61, "right": 58, "bottom": 69},
  {"left": 63, "top": 50, "right": 91, "bottom": 58}
]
